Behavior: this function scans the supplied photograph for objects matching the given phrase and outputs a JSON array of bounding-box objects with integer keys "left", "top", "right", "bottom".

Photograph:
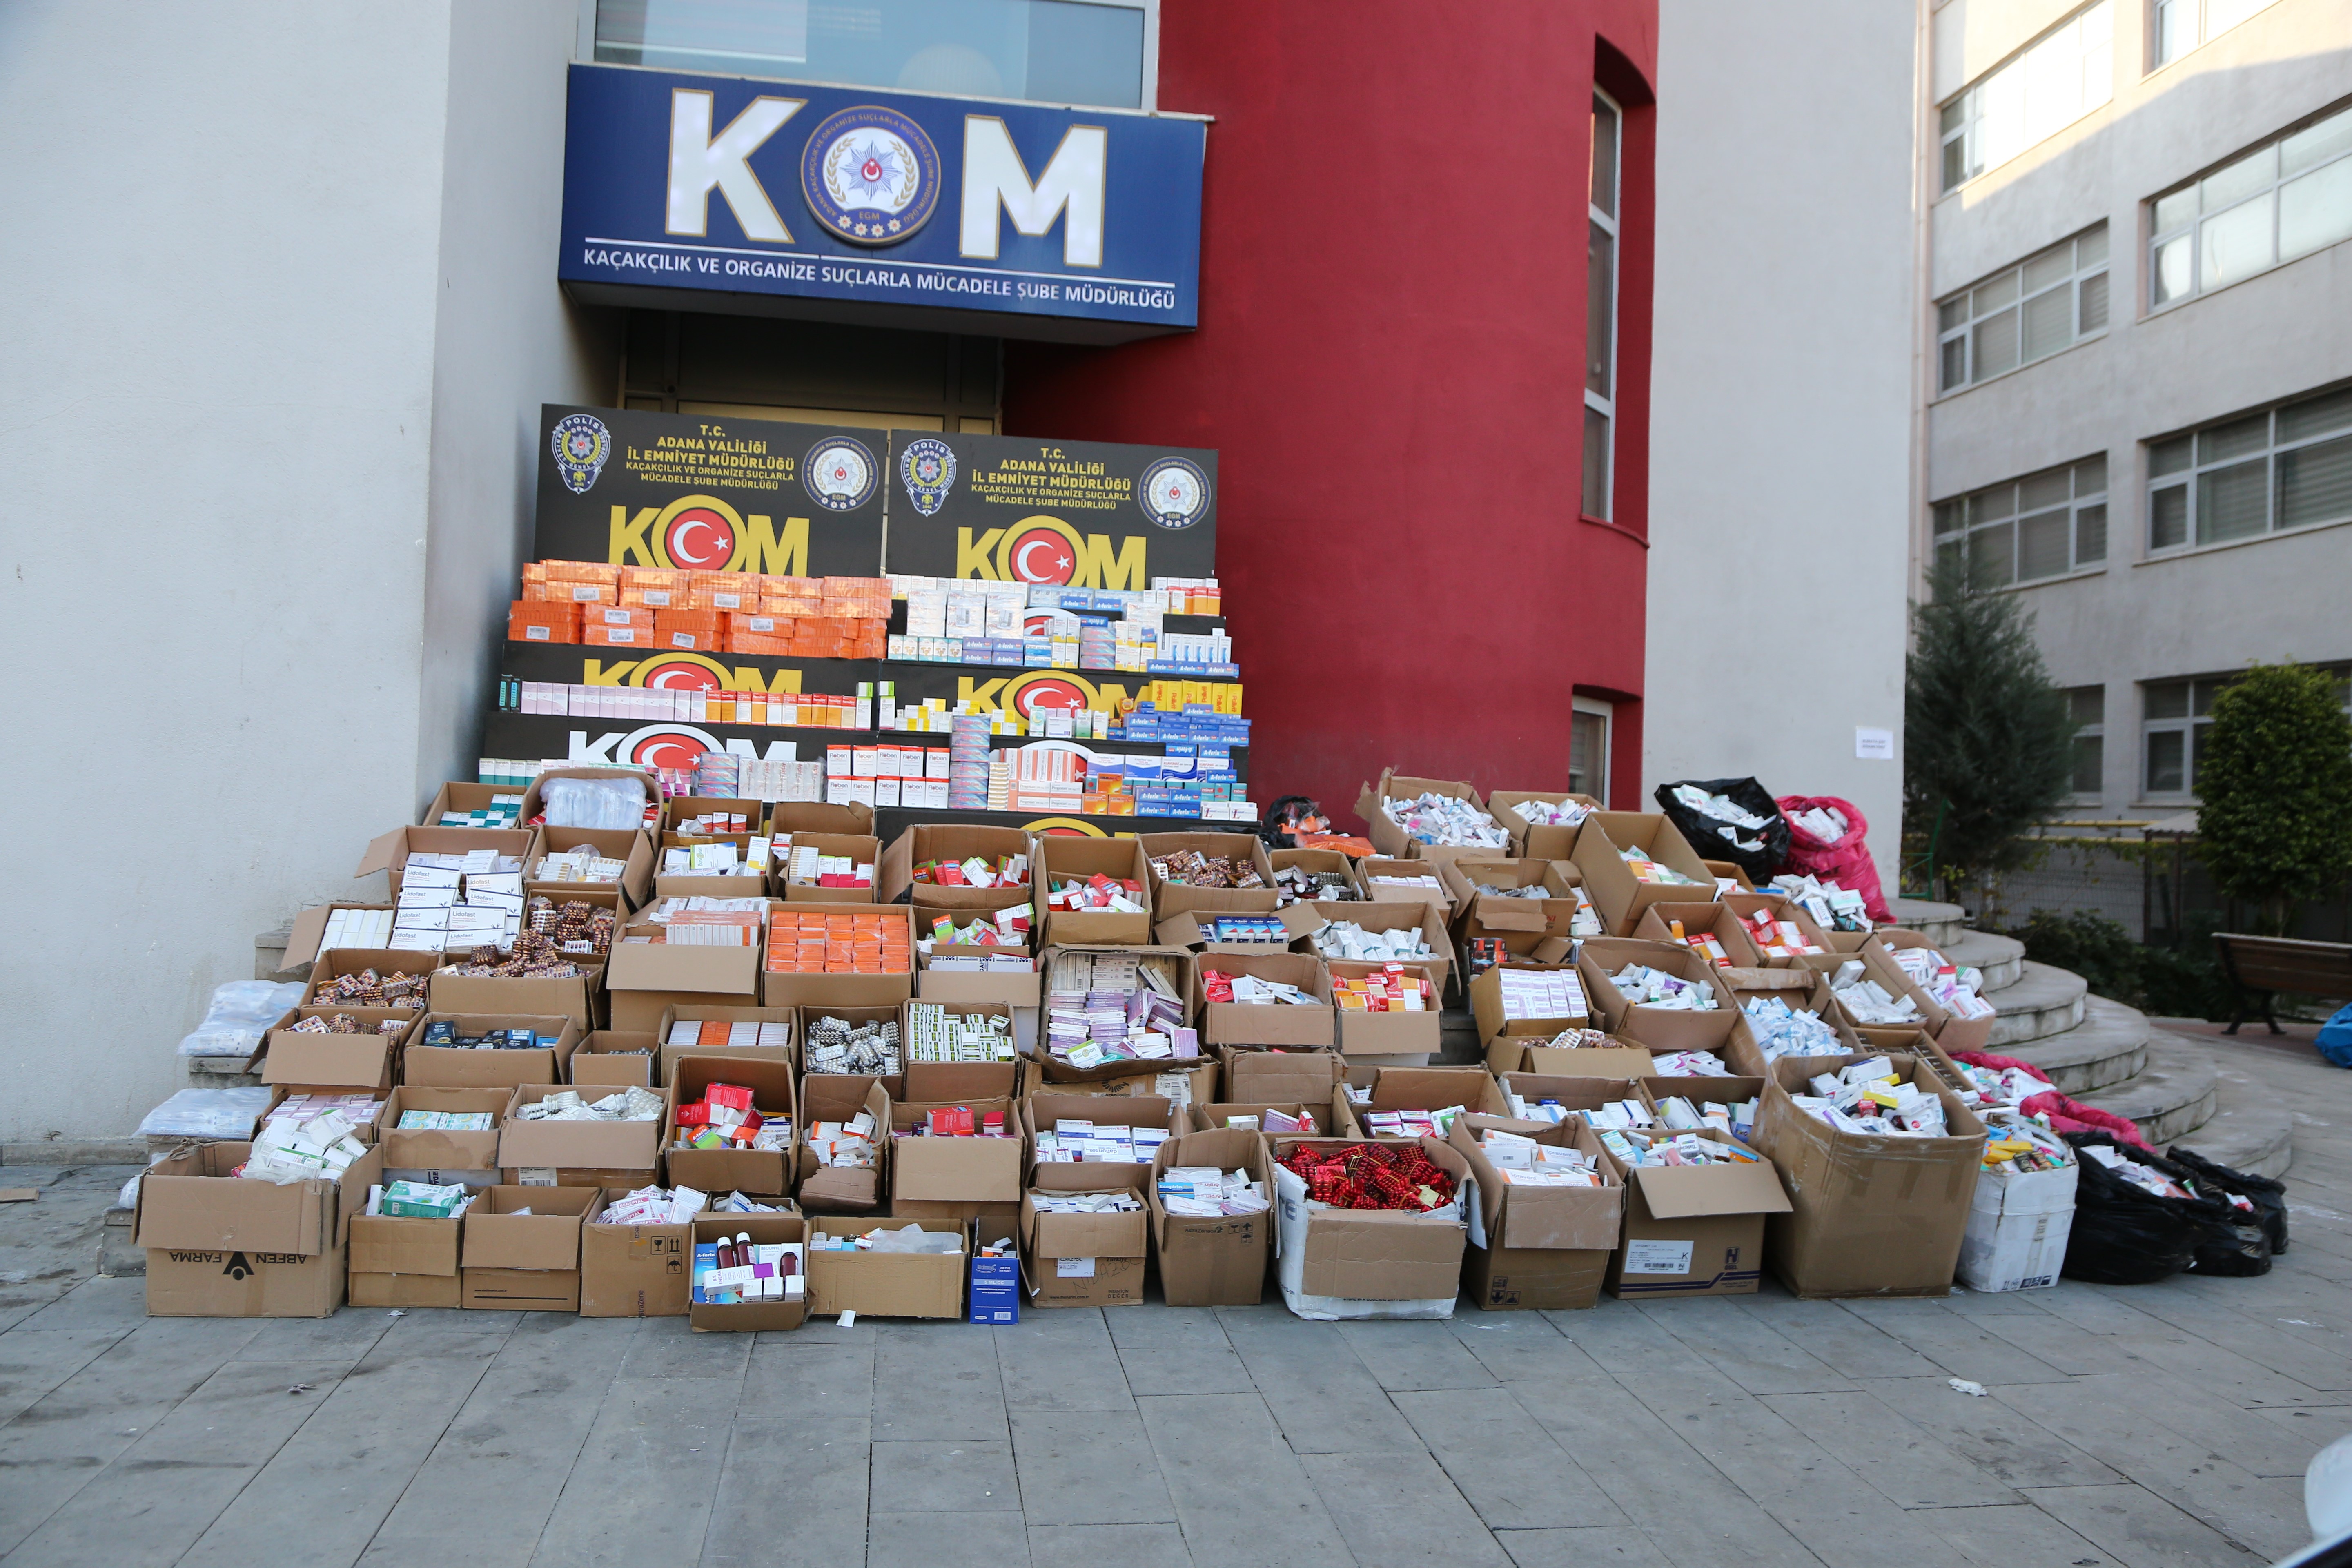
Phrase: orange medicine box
[
  {"left": 583, "top": 623, "right": 652, "bottom": 646},
  {"left": 527, "top": 579, "right": 618, "bottom": 605},
  {"left": 588, "top": 606, "right": 654, "bottom": 630},
  {"left": 508, "top": 602, "right": 580, "bottom": 644}
]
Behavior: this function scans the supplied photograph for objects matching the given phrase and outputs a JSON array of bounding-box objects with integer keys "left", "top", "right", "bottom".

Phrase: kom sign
[{"left": 558, "top": 63, "right": 1204, "bottom": 341}]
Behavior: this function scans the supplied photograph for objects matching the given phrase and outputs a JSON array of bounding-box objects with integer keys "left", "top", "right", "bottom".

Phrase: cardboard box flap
[
  {"left": 1498, "top": 1180, "right": 1623, "bottom": 1252},
  {"left": 1027, "top": 1206, "right": 1149, "bottom": 1259},
  {"left": 1630, "top": 1160, "right": 1791, "bottom": 1218},
  {"left": 1521, "top": 1046, "right": 1657, "bottom": 1079},
  {"left": 349, "top": 1214, "right": 461, "bottom": 1277},
  {"left": 606, "top": 939, "right": 760, "bottom": 996},
  {"left": 1468, "top": 899, "right": 1547, "bottom": 933},
  {"left": 355, "top": 827, "right": 408, "bottom": 879},
  {"left": 282, "top": 903, "right": 402, "bottom": 971}
]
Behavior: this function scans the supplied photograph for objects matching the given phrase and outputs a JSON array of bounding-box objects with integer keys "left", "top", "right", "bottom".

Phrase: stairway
[{"left": 1889, "top": 898, "right": 2292, "bottom": 1177}]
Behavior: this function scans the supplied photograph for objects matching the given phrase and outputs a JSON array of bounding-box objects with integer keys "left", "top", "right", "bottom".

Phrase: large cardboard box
[
  {"left": 1347, "top": 1067, "right": 1510, "bottom": 1139},
  {"left": 138, "top": 1142, "right": 381, "bottom": 1317},
  {"left": 1310, "top": 900, "right": 1456, "bottom": 995},
  {"left": 890, "top": 1096, "right": 1024, "bottom": 1224},
  {"left": 1220, "top": 1047, "right": 1345, "bottom": 1106},
  {"left": 762, "top": 904, "right": 916, "bottom": 1010},
  {"left": 1597, "top": 1131, "right": 1791, "bottom": 1300},
  {"left": 1956, "top": 1163, "right": 2078, "bottom": 1293},
  {"left": 805, "top": 1215, "right": 965, "bottom": 1318},
  {"left": 1194, "top": 951, "right": 1334, "bottom": 1047},
  {"left": 799, "top": 1002, "right": 910, "bottom": 1100},
  {"left": 1354, "top": 770, "right": 1501, "bottom": 864},
  {"left": 572, "top": 1029, "right": 661, "bottom": 1087},
  {"left": 403, "top": 1013, "right": 580, "bottom": 1089},
  {"left": 1571, "top": 812, "right": 1717, "bottom": 936},
  {"left": 1577, "top": 940, "right": 1734, "bottom": 1051},
  {"left": 1355, "top": 858, "right": 1454, "bottom": 916},
  {"left": 1486, "top": 791, "right": 1601, "bottom": 860},
  {"left": 430, "top": 960, "right": 604, "bottom": 1033},
  {"left": 688, "top": 1212, "right": 810, "bottom": 1331},
  {"left": 498, "top": 1081, "right": 673, "bottom": 1189},
  {"left": 769, "top": 799, "right": 876, "bottom": 839},
  {"left": 378, "top": 1086, "right": 513, "bottom": 1174},
  {"left": 582, "top": 1192, "right": 695, "bottom": 1316},
  {"left": 1451, "top": 1116, "right": 1622, "bottom": 1310},
  {"left": 279, "top": 904, "right": 401, "bottom": 971},
  {"left": 1321, "top": 960, "right": 1444, "bottom": 1056},
  {"left": 1192, "top": 1095, "right": 1349, "bottom": 1143},
  {"left": 797, "top": 1078, "right": 893, "bottom": 1214},
  {"left": 1495, "top": 1073, "right": 1645, "bottom": 1125},
  {"left": 1268, "top": 848, "right": 1365, "bottom": 902},
  {"left": 777, "top": 831, "right": 882, "bottom": 904},
  {"left": 355, "top": 825, "right": 539, "bottom": 899},
  {"left": 1748, "top": 1062, "right": 1987, "bottom": 1298},
  {"left": 1020, "top": 1163, "right": 1152, "bottom": 1307},
  {"left": 348, "top": 1210, "right": 462, "bottom": 1308},
  {"left": 253, "top": 1013, "right": 404, "bottom": 1095},
  {"left": 1720, "top": 975, "right": 1867, "bottom": 1079},
  {"left": 915, "top": 945, "right": 1042, "bottom": 1009},
  {"left": 879, "top": 824, "right": 1034, "bottom": 913},
  {"left": 421, "top": 780, "right": 527, "bottom": 833},
  {"left": 1037, "top": 835, "right": 1156, "bottom": 945},
  {"left": 1137, "top": 830, "right": 1280, "bottom": 920},
  {"left": 655, "top": 1004, "right": 798, "bottom": 1084},
  {"left": 1441, "top": 858, "right": 1586, "bottom": 945},
  {"left": 300, "top": 949, "right": 439, "bottom": 1011},
  {"left": 664, "top": 1057, "right": 797, "bottom": 1196},
  {"left": 1469, "top": 947, "right": 1592, "bottom": 1066},
  {"left": 607, "top": 916, "right": 763, "bottom": 1033},
  {"left": 531, "top": 825, "right": 655, "bottom": 910},
  {"left": 461, "top": 1184, "right": 596, "bottom": 1310},
  {"left": 1271, "top": 1136, "right": 1473, "bottom": 1319},
  {"left": 1870, "top": 931, "right": 1998, "bottom": 1054},
  {"left": 1149, "top": 1127, "right": 1274, "bottom": 1306},
  {"left": 1153, "top": 903, "right": 1325, "bottom": 957}
]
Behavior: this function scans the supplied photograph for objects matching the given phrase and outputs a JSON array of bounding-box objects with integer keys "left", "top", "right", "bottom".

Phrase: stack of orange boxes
[
  {"left": 764, "top": 910, "right": 909, "bottom": 975},
  {"left": 508, "top": 600, "right": 579, "bottom": 643},
  {"left": 582, "top": 605, "right": 655, "bottom": 647},
  {"left": 725, "top": 575, "right": 891, "bottom": 658}
]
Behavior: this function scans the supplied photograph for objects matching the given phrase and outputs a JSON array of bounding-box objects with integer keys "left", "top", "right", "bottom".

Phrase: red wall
[{"left": 1004, "top": 0, "right": 1659, "bottom": 825}]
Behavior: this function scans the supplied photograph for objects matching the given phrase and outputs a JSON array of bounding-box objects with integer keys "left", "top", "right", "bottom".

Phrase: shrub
[{"left": 2197, "top": 663, "right": 2352, "bottom": 934}]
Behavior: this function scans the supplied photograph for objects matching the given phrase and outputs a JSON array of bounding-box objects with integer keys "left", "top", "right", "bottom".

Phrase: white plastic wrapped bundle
[
  {"left": 541, "top": 773, "right": 647, "bottom": 830},
  {"left": 176, "top": 981, "right": 305, "bottom": 1057},
  {"left": 135, "top": 1085, "right": 277, "bottom": 1140}
]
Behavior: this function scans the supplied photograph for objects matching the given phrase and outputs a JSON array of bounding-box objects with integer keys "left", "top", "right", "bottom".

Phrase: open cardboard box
[
  {"left": 688, "top": 1212, "right": 810, "bottom": 1331},
  {"left": 581, "top": 1187, "right": 697, "bottom": 1318},
  {"left": 252, "top": 1009, "right": 408, "bottom": 1095},
  {"left": 1193, "top": 950, "right": 1334, "bottom": 1048},
  {"left": 797, "top": 1078, "right": 892, "bottom": 1214},
  {"left": 1451, "top": 1114, "right": 1622, "bottom": 1310},
  {"left": 572, "top": 1029, "right": 660, "bottom": 1087},
  {"left": 1571, "top": 811, "right": 1717, "bottom": 936},
  {"left": 1594, "top": 1127, "right": 1790, "bottom": 1301},
  {"left": 1309, "top": 900, "right": 1455, "bottom": 996},
  {"left": 1638, "top": 893, "right": 1836, "bottom": 971},
  {"left": 461, "top": 1184, "right": 597, "bottom": 1310},
  {"left": 770, "top": 799, "right": 876, "bottom": 839},
  {"left": 1037, "top": 835, "right": 1156, "bottom": 946},
  {"left": 499, "top": 1081, "right": 674, "bottom": 1188},
  {"left": 1868, "top": 930, "right": 1997, "bottom": 1053},
  {"left": 1154, "top": 902, "right": 1323, "bottom": 956},
  {"left": 300, "top": 949, "right": 438, "bottom": 1011},
  {"left": 607, "top": 909, "right": 764, "bottom": 1032},
  {"left": 776, "top": 831, "right": 882, "bottom": 904},
  {"left": 655, "top": 1004, "right": 797, "bottom": 1085},
  {"left": 1191, "top": 1094, "right": 1348, "bottom": 1142},
  {"left": 1704, "top": 860, "right": 1757, "bottom": 893},
  {"left": 355, "top": 825, "right": 540, "bottom": 900},
  {"left": 1486, "top": 791, "right": 1601, "bottom": 860},
  {"left": 1577, "top": 938, "right": 1734, "bottom": 1050},
  {"left": 1137, "top": 831, "right": 1280, "bottom": 919},
  {"left": 1469, "top": 946, "right": 1592, "bottom": 1065},
  {"left": 530, "top": 825, "right": 655, "bottom": 910},
  {"left": 1354, "top": 770, "right": 1504, "bottom": 864},
  {"left": 1271, "top": 1135, "right": 1474, "bottom": 1315},
  {"left": 663, "top": 795, "right": 765, "bottom": 839},
  {"left": 1348, "top": 1067, "right": 1510, "bottom": 1138},
  {"left": 431, "top": 953, "right": 604, "bottom": 1033},
  {"left": 1021, "top": 1162, "right": 1152, "bottom": 1307},
  {"left": 1355, "top": 858, "right": 1454, "bottom": 915},
  {"left": 1327, "top": 960, "right": 1444, "bottom": 1055},
  {"left": 916, "top": 944, "right": 1041, "bottom": 1009},
  {"left": 1218, "top": 1046, "right": 1345, "bottom": 1106},
  {"left": 1440, "top": 858, "right": 1586, "bottom": 944},
  {"left": 1822, "top": 940, "right": 1954, "bottom": 1040},
  {"left": 1750, "top": 1059, "right": 1987, "bottom": 1298},
  {"left": 378, "top": 1086, "right": 514, "bottom": 1174},
  {"left": 798, "top": 1003, "right": 910, "bottom": 1100},
  {"left": 806, "top": 1214, "right": 966, "bottom": 1318},
  {"left": 879, "top": 823, "right": 1033, "bottom": 909},
  {"left": 281, "top": 904, "right": 404, "bottom": 972},
  {"left": 349, "top": 1204, "right": 463, "bottom": 1309},
  {"left": 1022, "top": 1090, "right": 1179, "bottom": 1159},
  {"left": 1269, "top": 847, "right": 1365, "bottom": 902},
  {"left": 762, "top": 903, "right": 915, "bottom": 1010},
  {"left": 664, "top": 1056, "right": 797, "bottom": 1196},
  {"left": 1495, "top": 1072, "right": 1644, "bottom": 1125},
  {"left": 138, "top": 1140, "right": 381, "bottom": 1318},
  {"left": 1508, "top": 1038, "right": 1661, "bottom": 1081},
  {"left": 404, "top": 1013, "right": 580, "bottom": 1088},
  {"left": 1720, "top": 976, "right": 1867, "bottom": 1079},
  {"left": 889, "top": 1095, "right": 1024, "bottom": 1225},
  {"left": 1150, "top": 1126, "right": 1274, "bottom": 1306},
  {"left": 421, "top": 780, "right": 528, "bottom": 833}
]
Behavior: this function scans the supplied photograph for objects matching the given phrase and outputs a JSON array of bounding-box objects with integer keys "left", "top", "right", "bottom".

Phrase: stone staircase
[{"left": 1889, "top": 898, "right": 2292, "bottom": 1177}]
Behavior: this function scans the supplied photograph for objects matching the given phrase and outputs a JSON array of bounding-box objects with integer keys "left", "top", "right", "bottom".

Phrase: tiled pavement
[{"left": 3, "top": 1035, "right": 2349, "bottom": 1568}]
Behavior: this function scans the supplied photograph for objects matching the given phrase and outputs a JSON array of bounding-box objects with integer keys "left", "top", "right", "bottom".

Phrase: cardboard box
[
  {"left": 1494, "top": 1073, "right": 1645, "bottom": 1124},
  {"left": 799, "top": 1002, "right": 910, "bottom": 1099},
  {"left": 421, "top": 780, "right": 528, "bottom": 833},
  {"left": 607, "top": 915, "right": 762, "bottom": 1033},
  {"left": 969, "top": 1216, "right": 1021, "bottom": 1323},
  {"left": 1486, "top": 791, "right": 1601, "bottom": 860},
  {"left": 531, "top": 825, "right": 656, "bottom": 910},
  {"left": 1502, "top": 1041, "right": 1658, "bottom": 1080},
  {"left": 1269, "top": 847, "right": 1365, "bottom": 902},
  {"left": 1869, "top": 931, "right": 1997, "bottom": 1053},
  {"left": 797, "top": 1078, "right": 892, "bottom": 1214},
  {"left": 1354, "top": 770, "right": 1501, "bottom": 864},
  {"left": 889, "top": 1095, "right": 1023, "bottom": 1220},
  {"left": 777, "top": 831, "right": 882, "bottom": 904},
  {"left": 805, "top": 1214, "right": 965, "bottom": 1318},
  {"left": 1577, "top": 940, "right": 1734, "bottom": 1051},
  {"left": 1194, "top": 950, "right": 1334, "bottom": 1048},
  {"left": 497, "top": 1081, "right": 673, "bottom": 1188},
  {"left": 1355, "top": 858, "right": 1454, "bottom": 915},
  {"left": 1192, "top": 1095, "right": 1348, "bottom": 1143},
  {"left": 1220, "top": 1047, "right": 1345, "bottom": 1106},
  {"left": 1349, "top": 1067, "right": 1511, "bottom": 1136},
  {"left": 572, "top": 1029, "right": 660, "bottom": 1086},
  {"left": 655, "top": 1004, "right": 798, "bottom": 1085},
  {"left": 348, "top": 1209, "right": 462, "bottom": 1309},
  {"left": 1440, "top": 858, "right": 1586, "bottom": 945},
  {"left": 1149, "top": 1127, "right": 1274, "bottom": 1306},
  {"left": 1748, "top": 1062, "right": 1986, "bottom": 1298},
  {"left": 404, "top": 1013, "right": 581, "bottom": 1088},
  {"left": 1153, "top": 903, "right": 1325, "bottom": 956},
  {"left": 916, "top": 945, "right": 1042, "bottom": 1009},
  {"left": 137, "top": 1141, "right": 381, "bottom": 1318},
  {"left": 299, "top": 949, "right": 439, "bottom": 1010},
  {"left": 664, "top": 794, "right": 766, "bottom": 839},
  {"left": 688, "top": 1212, "right": 810, "bottom": 1331},
  {"left": 355, "top": 825, "right": 539, "bottom": 899},
  {"left": 1469, "top": 949, "right": 1592, "bottom": 1065},
  {"left": 279, "top": 904, "right": 402, "bottom": 971},
  {"left": 460, "top": 1184, "right": 596, "bottom": 1310},
  {"left": 1137, "top": 830, "right": 1280, "bottom": 918},
  {"left": 664, "top": 1057, "right": 797, "bottom": 1196},
  {"left": 1020, "top": 1162, "right": 1152, "bottom": 1307},
  {"left": 1571, "top": 811, "right": 1717, "bottom": 937},
  {"left": 1310, "top": 901, "right": 1456, "bottom": 995},
  {"left": 1720, "top": 976, "right": 1867, "bottom": 1079},
  {"left": 879, "top": 824, "right": 1034, "bottom": 911},
  {"left": 762, "top": 904, "right": 915, "bottom": 1010},
  {"left": 769, "top": 799, "right": 877, "bottom": 839},
  {"left": 1038, "top": 835, "right": 1156, "bottom": 945},
  {"left": 1451, "top": 1116, "right": 1622, "bottom": 1310},
  {"left": 1021, "top": 1091, "right": 1180, "bottom": 1160},
  {"left": 1271, "top": 1136, "right": 1472, "bottom": 1319},
  {"left": 379, "top": 1086, "right": 513, "bottom": 1173},
  {"left": 253, "top": 1015, "right": 403, "bottom": 1094},
  {"left": 582, "top": 1190, "right": 695, "bottom": 1316},
  {"left": 1596, "top": 1129, "right": 1791, "bottom": 1300},
  {"left": 1956, "top": 1164, "right": 2078, "bottom": 1293}
]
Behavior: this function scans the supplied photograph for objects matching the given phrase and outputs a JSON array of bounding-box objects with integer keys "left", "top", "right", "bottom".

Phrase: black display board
[
  {"left": 534, "top": 405, "right": 886, "bottom": 576},
  {"left": 885, "top": 432, "right": 1216, "bottom": 586}
]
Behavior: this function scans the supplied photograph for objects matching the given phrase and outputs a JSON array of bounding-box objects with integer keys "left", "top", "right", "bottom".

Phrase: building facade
[
  {"left": 1922, "top": 0, "right": 2352, "bottom": 824},
  {"left": 0, "top": 0, "right": 1916, "bottom": 1142}
]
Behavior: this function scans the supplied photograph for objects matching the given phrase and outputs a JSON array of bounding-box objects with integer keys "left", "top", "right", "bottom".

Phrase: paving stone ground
[{"left": 4, "top": 1033, "right": 2350, "bottom": 1568}]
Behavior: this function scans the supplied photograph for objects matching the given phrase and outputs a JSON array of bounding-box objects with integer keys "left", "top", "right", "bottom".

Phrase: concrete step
[
  {"left": 1888, "top": 898, "right": 1965, "bottom": 946},
  {"left": 1941, "top": 929, "right": 2026, "bottom": 992},
  {"left": 2076, "top": 1039, "right": 2221, "bottom": 1146},
  {"left": 1985, "top": 960, "right": 2089, "bottom": 1047},
  {"left": 2149, "top": 1031, "right": 2296, "bottom": 1180},
  {"left": 1999, "top": 995, "right": 2152, "bottom": 1094}
]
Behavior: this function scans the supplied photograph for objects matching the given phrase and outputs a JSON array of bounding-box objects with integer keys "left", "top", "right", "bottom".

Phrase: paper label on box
[
  {"left": 1622, "top": 1240, "right": 1694, "bottom": 1275},
  {"left": 517, "top": 1168, "right": 557, "bottom": 1187},
  {"left": 525, "top": 625, "right": 550, "bottom": 640},
  {"left": 1055, "top": 1256, "right": 1097, "bottom": 1278}
]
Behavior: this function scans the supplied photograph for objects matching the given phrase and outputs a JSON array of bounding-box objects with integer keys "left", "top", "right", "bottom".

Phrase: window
[
  {"left": 1569, "top": 700, "right": 1611, "bottom": 800},
  {"left": 2067, "top": 686, "right": 2105, "bottom": 797},
  {"left": 1933, "top": 455, "right": 2109, "bottom": 586},
  {"left": 2151, "top": 100, "right": 2352, "bottom": 307},
  {"left": 2151, "top": 0, "right": 2280, "bottom": 67},
  {"left": 1941, "top": 2, "right": 2114, "bottom": 192},
  {"left": 2147, "top": 383, "right": 2352, "bottom": 551},
  {"left": 593, "top": 0, "right": 1152, "bottom": 110},
  {"left": 2140, "top": 667, "right": 2352, "bottom": 795},
  {"left": 1937, "top": 225, "right": 2109, "bottom": 392},
  {"left": 1584, "top": 90, "right": 1620, "bottom": 520}
]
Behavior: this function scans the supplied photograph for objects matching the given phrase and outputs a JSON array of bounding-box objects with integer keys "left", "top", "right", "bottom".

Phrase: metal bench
[{"left": 2213, "top": 933, "right": 2352, "bottom": 1035}]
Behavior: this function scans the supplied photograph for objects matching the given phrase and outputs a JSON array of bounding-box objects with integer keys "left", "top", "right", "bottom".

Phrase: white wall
[
  {"left": 1647, "top": 0, "right": 1921, "bottom": 890},
  {"left": 0, "top": 0, "right": 604, "bottom": 1141}
]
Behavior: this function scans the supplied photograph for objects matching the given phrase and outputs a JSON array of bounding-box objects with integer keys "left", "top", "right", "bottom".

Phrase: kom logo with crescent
[
  {"left": 647, "top": 494, "right": 743, "bottom": 571},
  {"left": 997, "top": 516, "right": 1086, "bottom": 584},
  {"left": 609, "top": 723, "right": 719, "bottom": 773}
]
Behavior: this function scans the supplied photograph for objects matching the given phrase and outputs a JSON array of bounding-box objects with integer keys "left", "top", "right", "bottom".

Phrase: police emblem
[
  {"left": 804, "top": 435, "right": 879, "bottom": 511},
  {"left": 550, "top": 413, "right": 612, "bottom": 495},
  {"left": 898, "top": 437, "right": 958, "bottom": 517},
  {"left": 1136, "top": 456, "right": 1212, "bottom": 530},
  {"left": 800, "top": 105, "right": 941, "bottom": 246}
]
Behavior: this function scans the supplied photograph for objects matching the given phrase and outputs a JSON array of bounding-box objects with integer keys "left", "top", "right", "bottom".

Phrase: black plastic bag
[
  {"left": 2060, "top": 1132, "right": 2250, "bottom": 1285},
  {"left": 2168, "top": 1145, "right": 2289, "bottom": 1261},
  {"left": 1653, "top": 777, "right": 1790, "bottom": 882}
]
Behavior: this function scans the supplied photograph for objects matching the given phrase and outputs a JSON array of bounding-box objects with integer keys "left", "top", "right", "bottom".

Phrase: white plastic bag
[
  {"left": 135, "top": 1085, "right": 276, "bottom": 1141},
  {"left": 541, "top": 774, "right": 647, "bottom": 831},
  {"left": 176, "top": 980, "right": 305, "bottom": 1058}
]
